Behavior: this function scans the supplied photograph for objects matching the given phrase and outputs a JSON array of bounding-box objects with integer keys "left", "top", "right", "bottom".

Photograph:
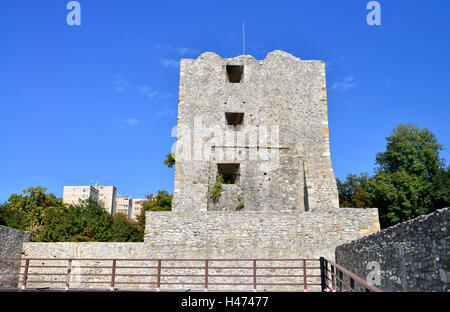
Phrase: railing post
[
  {"left": 319, "top": 257, "right": 326, "bottom": 292},
  {"left": 65, "top": 259, "right": 72, "bottom": 290},
  {"left": 110, "top": 259, "right": 116, "bottom": 291},
  {"left": 303, "top": 259, "right": 307, "bottom": 292},
  {"left": 204, "top": 260, "right": 209, "bottom": 292},
  {"left": 339, "top": 270, "right": 344, "bottom": 292},
  {"left": 21, "top": 259, "right": 29, "bottom": 290},
  {"left": 331, "top": 265, "right": 336, "bottom": 292},
  {"left": 350, "top": 277, "right": 355, "bottom": 292},
  {"left": 253, "top": 260, "right": 257, "bottom": 292},
  {"left": 156, "top": 260, "right": 161, "bottom": 291}
]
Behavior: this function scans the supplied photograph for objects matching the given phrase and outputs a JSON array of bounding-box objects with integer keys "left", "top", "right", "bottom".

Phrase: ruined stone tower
[
  {"left": 142, "top": 51, "right": 379, "bottom": 261},
  {"left": 172, "top": 50, "right": 340, "bottom": 212}
]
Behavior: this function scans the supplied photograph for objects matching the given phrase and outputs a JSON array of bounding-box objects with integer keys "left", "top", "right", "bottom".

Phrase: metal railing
[
  {"left": 0, "top": 258, "right": 322, "bottom": 292},
  {"left": 320, "top": 258, "right": 382, "bottom": 292}
]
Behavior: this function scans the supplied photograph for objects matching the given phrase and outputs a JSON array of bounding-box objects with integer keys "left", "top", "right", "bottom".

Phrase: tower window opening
[
  {"left": 226, "top": 65, "right": 244, "bottom": 83},
  {"left": 225, "top": 112, "right": 244, "bottom": 127},
  {"left": 217, "top": 163, "right": 240, "bottom": 184}
]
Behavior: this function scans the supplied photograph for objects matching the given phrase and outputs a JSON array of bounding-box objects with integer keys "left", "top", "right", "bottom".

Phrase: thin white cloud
[
  {"left": 154, "top": 42, "right": 162, "bottom": 50},
  {"left": 137, "top": 86, "right": 159, "bottom": 98},
  {"left": 156, "top": 104, "right": 176, "bottom": 117},
  {"left": 154, "top": 43, "right": 199, "bottom": 57},
  {"left": 112, "top": 74, "right": 129, "bottom": 93},
  {"left": 177, "top": 47, "right": 199, "bottom": 56},
  {"left": 123, "top": 118, "right": 139, "bottom": 126},
  {"left": 159, "top": 93, "right": 176, "bottom": 100},
  {"left": 160, "top": 58, "right": 180, "bottom": 68},
  {"left": 331, "top": 76, "right": 356, "bottom": 92}
]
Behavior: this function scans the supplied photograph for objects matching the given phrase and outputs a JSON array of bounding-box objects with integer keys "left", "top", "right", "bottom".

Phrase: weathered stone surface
[
  {"left": 19, "top": 208, "right": 380, "bottom": 291},
  {"left": 143, "top": 208, "right": 380, "bottom": 260},
  {"left": 0, "top": 225, "right": 30, "bottom": 288},
  {"left": 335, "top": 207, "right": 450, "bottom": 292},
  {"left": 173, "top": 50, "right": 339, "bottom": 212}
]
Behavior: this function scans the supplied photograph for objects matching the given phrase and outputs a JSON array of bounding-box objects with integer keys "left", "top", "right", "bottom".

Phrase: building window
[
  {"left": 225, "top": 112, "right": 244, "bottom": 127},
  {"left": 226, "top": 65, "right": 244, "bottom": 83},
  {"left": 217, "top": 163, "right": 240, "bottom": 184}
]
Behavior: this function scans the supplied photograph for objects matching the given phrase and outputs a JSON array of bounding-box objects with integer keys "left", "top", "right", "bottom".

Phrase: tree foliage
[
  {"left": 164, "top": 152, "right": 175, "bottom": 168},
  {"left": 431, "top": 166, "right": 450, "bottom": 209},
  {"left": 136, "top": 190, "right": 172, "bottom": 231},
  {"left": 336, "top": 173, "right": 372, "bottom": 208},
  {"left": 210, "top": 175, "right": 224, "bottom": 202},
  {"left": 338, "top": 123, "right": 449, "bottom": 229},
  {"left": 0, "top": 186, "right": 64, "bottom": 234},
  {"left": 0, "top": 188, "right": 143, "bottom": 242}
]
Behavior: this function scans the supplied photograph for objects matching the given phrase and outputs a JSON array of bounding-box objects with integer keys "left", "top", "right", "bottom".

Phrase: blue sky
[{"left": 0, "top": 0, "right": 449, "bottom": 201}]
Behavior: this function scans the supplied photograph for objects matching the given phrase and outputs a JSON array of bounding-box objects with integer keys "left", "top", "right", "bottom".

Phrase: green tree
[
  {"left": 375, "top": 123, "right": 444, "bottom": 179},
  {"left": 0, "top": 187, "right": 145, "bottom": 242},
  {"left": 66, "top": 199, "right": 113, "bottom": 242},
  {"left": 164, "top": 152, "right": 175, "bottom": 168},
  {"left": 33, "top": 206, "right": 71, "bottom": 242},
  {"left": 110, "top": 213, "right": 143, "bottom": 242},
  {"left": 136, "top": 190, "right": 172, "bottom": 231},
  {"left": 33, "top": 199, "right": 113, "bottom": 242},
  {"left": 431, "top": 166, "right": 450, "bottom": 209},
  {"left": 0, "top": 186, "right": 64, "bottom": 234},
  {"left": 370, "top": 123, "right": 446, "bottom": 228},
  {"left": 337, "top": 173, "right": 373, "bottom": 208}
]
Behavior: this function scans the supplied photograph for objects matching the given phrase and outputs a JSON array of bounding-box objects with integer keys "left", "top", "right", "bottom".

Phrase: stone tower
[{"left": 172, "top": 50, "right": 339, "bottom": 212}]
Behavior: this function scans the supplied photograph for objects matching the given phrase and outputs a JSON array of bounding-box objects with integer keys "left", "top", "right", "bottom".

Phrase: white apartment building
[
  {"left": 115, "top": 197, "right": 132, "bottom": 217},
  {"left": 116, "top": 197, "right": 147, "bottom": 220},
  {"left": 63, "top": 186, "right": 99, "bottom": 206},
  {"left": 94, "top": 185, "right": 117, "bottom": 215},
  {"left": 63, "top": 185, "right": 145, "bottom": 219},
  {"left": 130, "top": 198, "right": 145, "bottom": 220}
]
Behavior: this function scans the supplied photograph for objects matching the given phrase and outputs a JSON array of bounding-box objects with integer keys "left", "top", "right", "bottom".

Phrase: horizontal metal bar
[
  {"left": 257, "top": 283, "right": 322, "bottom": 286},
  {"left": 14, "top": 280, "right": 66, "bottom": 284},
  {"left": 114, "top": 273, "right": 158, "bottom": 277},
  {"left": 72, "top": 266, "right": 113, "bottom": 269},
  {"left": 109, "top": 281, "right": 157, "bottom": 285},
  {"left": 114, "top": 266, "right": 158, "bottom": 269},
  {"left": 323, "top": 259, "right": 382, "bottom": 292},
  {"left": 198, "top": 282, "right": 255, "bottom": 286},
  {"left": 1, "top": 258, "right": 319, "bottom": 261},
  {"left": 0, "top": 273, "right": 22, "bottom": 276}
]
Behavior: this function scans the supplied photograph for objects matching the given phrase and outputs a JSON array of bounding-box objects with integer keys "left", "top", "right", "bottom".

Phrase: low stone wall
[
  {"left": 335, "top": 208, "right": 449, "bottom": 292},
  {"left": 0, "top": 225, "right": 30, "bottom": 288},
  {"left": 18, "top": 208, "right": 380, "bottom": 291},
  {"left": 20, "top": 245, "right": 321, "bottom": 291},
  {"left": 144, "top": 208, "right": 380, "bottom": 261}
]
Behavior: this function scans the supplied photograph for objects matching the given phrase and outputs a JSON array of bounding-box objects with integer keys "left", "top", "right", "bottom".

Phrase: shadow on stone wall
[
  {"left": 0, "top": 225, "right": 30, "bottom": 288},
  {"left": 335, "top": 208, "right": 449, "bottom": 292}
]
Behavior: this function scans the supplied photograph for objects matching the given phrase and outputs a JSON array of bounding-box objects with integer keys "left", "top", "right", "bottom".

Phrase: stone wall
[
  {"left": 17, "top": 208, "right": 379, "bottom": 291},
  {"left": 0, "top": 225, "right": 30, "bottom": 288},
  {"left": 144, "top": 208, "right": 380, "bottom": 261},
  {"left": 173, "top": 50, "right": 339, "bottom": 213},
  {"left": 21, "top": 243, "right": 149, "bottom": 290},
  {"left": 335, "top": 208, "right": 449, "bottom": 292}
]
